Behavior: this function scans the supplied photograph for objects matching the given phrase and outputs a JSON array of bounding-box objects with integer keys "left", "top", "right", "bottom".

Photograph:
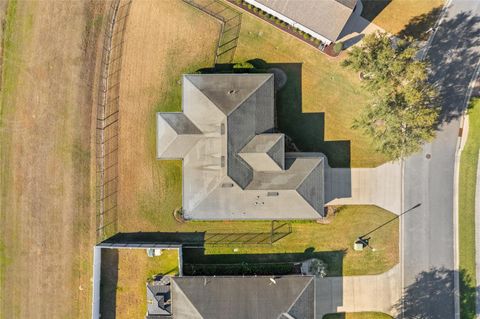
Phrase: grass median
[
  {"left": 323, "top": 312, "right": 393, "bottom": 319},
  {"left": 459, "top": 98, "right": 480, "bottom": 318}
]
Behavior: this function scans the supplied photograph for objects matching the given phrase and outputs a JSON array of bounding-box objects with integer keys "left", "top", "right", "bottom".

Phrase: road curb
[{"left": 453, "top": 39, "right": 480, "bottom": 319}]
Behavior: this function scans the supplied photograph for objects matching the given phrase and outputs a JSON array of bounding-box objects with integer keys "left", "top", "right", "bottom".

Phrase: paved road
[{"left": 403, "top": 0, "right": 480, "bottom": 317}]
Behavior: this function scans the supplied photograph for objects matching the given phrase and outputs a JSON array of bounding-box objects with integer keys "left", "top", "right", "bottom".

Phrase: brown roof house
[
  {"left": 243, "top": 0, "right": 360, "bottom": 44},
  {"left": 157, "top": 74, "right": 325, "bottom": 220}
]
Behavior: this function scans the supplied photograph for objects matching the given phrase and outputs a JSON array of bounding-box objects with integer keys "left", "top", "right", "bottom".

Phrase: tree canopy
[{"left": 342, "top": 32, "right": 439, "bottom": 160}]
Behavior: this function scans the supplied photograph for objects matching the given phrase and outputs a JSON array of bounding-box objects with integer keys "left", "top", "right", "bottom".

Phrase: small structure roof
[
  {"left": 252, "top": 0, "right": 358, "bottom": 42},
  {"left": 146, "top": 279, "right": 172, "bottom": 318}
]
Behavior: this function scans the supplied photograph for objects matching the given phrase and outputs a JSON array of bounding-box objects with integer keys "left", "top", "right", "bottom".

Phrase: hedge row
[
  {"left": 184, "top": 262, "right": 300, "bottom": 276},
  {"left": 233, "top": 0, "right": 322, "bottom": 46}
]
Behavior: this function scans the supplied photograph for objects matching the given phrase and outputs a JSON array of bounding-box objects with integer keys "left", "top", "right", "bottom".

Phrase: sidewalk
[{"left": 316, "top": 264, "right": 401, "bottom": 318}]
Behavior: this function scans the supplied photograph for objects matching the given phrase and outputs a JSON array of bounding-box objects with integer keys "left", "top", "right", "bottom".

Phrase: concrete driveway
[
  {"left": 316, "top": 264, "right": 401, "bottom": 318},
  {"left": 325, "top": 162, "right": 402, "bottom": 215}
]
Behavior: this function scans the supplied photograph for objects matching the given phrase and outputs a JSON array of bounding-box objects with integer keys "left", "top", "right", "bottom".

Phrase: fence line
[
  {"left": 183, "top": 0, "right": 242, "bottom": 64},
  {"left": 96, "top": 0, "right": 131, "bottom": 242},
  {"left": 204, "top": 222, "right": 292, "bottom": 245}
]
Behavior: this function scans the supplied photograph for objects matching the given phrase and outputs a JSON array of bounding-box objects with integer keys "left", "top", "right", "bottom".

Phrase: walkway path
[{"left": 316, "top": 265, "right": 401, "bottom": 318}]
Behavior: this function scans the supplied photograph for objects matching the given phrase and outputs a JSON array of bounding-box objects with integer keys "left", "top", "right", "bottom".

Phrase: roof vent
[
  {"left": 267, "top": 192, "right": 279, "bottom": 197},
  {"left": 228, "top": 89, "right": 237, "bottom": 95},
  {"left": 221, "top": 183, "right": 234, "bottom": 188}
]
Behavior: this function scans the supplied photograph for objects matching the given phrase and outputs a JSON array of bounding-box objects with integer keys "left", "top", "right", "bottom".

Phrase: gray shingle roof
[
  {"left": 146, "top": 281, "right": 172, "bottom": 317},
  {"left": 156, "top": 74, "right": 325, "bottom": 220},
  {"left": 185, "top": 74, "right": 272, "bottom": 115},
  {"left": 253, "top": 0, "right": 358, "bottom": 42},
  {"left": 171, "top": 276, "right": 314, "bottom": 319},
  {"left": 159, "top": 113, "right": 202, "bottom": 135}
]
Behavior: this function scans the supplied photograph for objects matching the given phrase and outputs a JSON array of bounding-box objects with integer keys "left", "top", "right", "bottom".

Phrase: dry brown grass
[
  {"left": 363, "top": 0, "right": 444, "bottom": 35},
  {"left": 0, "top": 0, "right": 105, "bottom": 317},
  {"left": 117, "top": 0, "right": 220, "bottom": 232},
  {"left": 106, "top": 249, "right": 179, "bottom": 319}
]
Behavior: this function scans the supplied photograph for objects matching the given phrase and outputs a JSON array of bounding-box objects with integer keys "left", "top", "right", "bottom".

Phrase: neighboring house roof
[
  {"left": 157, "top": 74, "right": 325, "bottom": 220},
  {"left": 170, "top": 276, "right": 315, "bottom": 319},
  {"left": 248, "top": 0, "right": 358, "bottom": 42},
  {"left": 146, "top": 279, "right": 173, "bottom": 318}
]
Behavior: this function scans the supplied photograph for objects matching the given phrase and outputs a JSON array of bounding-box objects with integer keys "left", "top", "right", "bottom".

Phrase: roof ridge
[
  {"left": 294, "top": 157, "right": 323, "bottom": 190},
  {"left": 284, "top": 277, "right": 314, "bottom": 315},
  {"left": 184, "top": 74, "right": 273, "bottom": 116},
  {"left": 226, "top": 74, "right": 273, "bottom": 116},
  {"left": 171, "top": 279, "right": 205, "bottom": 318}
]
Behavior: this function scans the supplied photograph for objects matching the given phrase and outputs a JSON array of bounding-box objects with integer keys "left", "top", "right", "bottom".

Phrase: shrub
[
  {"left": 303, "top": 33, "right": 310, "bottom": 40},
  {"left": 309, "top": 259, "right": 327, "bottom": 278},
  {"left": 333, "top": 41, "right": 343, "bottom": 54},
  {"left": 235, "top": 0, "right": 242, "bottom": 4},
  {"left": 275, "top": 19, "right": 282, "bottom": 25},
  {"left": 253, "top": 7, "right": 259, "bottom": 13},
  {"left": 184, "top": 262, "right": 298, "bottom": 276},
  {"left": 247, "top": 4, "right": 253, "bottom": 9},
  {"left": 233, "top": 61, "right": 255, "bottom": 69}
]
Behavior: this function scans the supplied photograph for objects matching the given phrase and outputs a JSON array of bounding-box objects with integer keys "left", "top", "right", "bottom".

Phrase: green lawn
[
  {"left": 323, "top": 312, "right": 393, "bottom": 319},
  {"left": 459, "top": 97, "right": 480, "bottom": 319},
  {"left": 231, "top": 8, "right": 386, "bottom": 168}
]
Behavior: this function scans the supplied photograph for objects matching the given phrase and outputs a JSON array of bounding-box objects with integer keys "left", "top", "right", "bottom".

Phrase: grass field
[
  {"left": 116, "top": 0, "right": 398, "bottom": 286},
  {"left": 458, "top": 98, "right": 480, "bottom": 319},
  {"left": 0, "top": 0, "right": 104, "bottom": 317},
  {"left": 323, "top": 312, "right": 393, "bottom": 319},
  {"left": 362, "top": 0, "right": 444, "bottom": 38},
  {"left": 102, "top": 249, "right": 179, "bottom": 319}
]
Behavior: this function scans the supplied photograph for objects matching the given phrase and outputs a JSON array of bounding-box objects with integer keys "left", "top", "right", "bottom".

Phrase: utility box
[
  {"left": 147, "top": 248, "right": 163, "bottom": 257},
  {"left": 353, "top": 240, "right": 364, "bottom": 251}
]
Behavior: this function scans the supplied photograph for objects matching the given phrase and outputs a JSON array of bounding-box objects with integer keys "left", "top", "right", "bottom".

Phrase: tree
[
  {"left": 343, "top": 32, "right": 439, "bottom": 160},
  {"left": 308, "top": 259, "right": 327, "bottom": 278}
]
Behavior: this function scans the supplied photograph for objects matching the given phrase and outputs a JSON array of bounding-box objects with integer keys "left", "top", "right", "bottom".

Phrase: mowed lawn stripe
[{"left": 459, "top": 98, "right": 480, "bottom": 319}]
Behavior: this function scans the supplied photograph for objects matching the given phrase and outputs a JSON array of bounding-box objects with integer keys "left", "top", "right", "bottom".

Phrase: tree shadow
[
  {"left": 395, "top": 267, "right": 476, "bottom": 319},
  {"left": 398, "top": 6, "right": 443, "bottom": 41},
  {"left": 425, "top": 10, "right": 480, "bottom": 123},
  {"left": 99, "top": 249, "right": 119, "bottom": 319},
  {"left": 197, "top": 59, "right": 351, "bottom": 168},
  {"left": 360, "top": 0, "right": 392, "bottom": 22}
]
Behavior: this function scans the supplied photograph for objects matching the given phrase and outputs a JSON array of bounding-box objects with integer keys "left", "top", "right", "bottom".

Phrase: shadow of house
[
  {"left": 99, "top": 249, "right": 118, "bottom": 319},
  {"left": 99, "top": 231, "right": 207, "bottom": 247},
  {"left": 425, "top": 11, "right": 480, "bottom": 123},
  {"left": 197, "top": 59, "right": 352, "bottom": 168},
  {"left": 394, "top": 267, "right": 476, "bottom": 319},
  {"left": 360, "top": 0, "right": 391, "bottom": 23},
  {"left": 182, "top": 247, "right": 345, "bottom": 277}
]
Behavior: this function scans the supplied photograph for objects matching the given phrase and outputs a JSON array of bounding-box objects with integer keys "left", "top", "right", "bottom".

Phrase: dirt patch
[{"left": 0, "top": 0, "right": 105, "bottom": 317}]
